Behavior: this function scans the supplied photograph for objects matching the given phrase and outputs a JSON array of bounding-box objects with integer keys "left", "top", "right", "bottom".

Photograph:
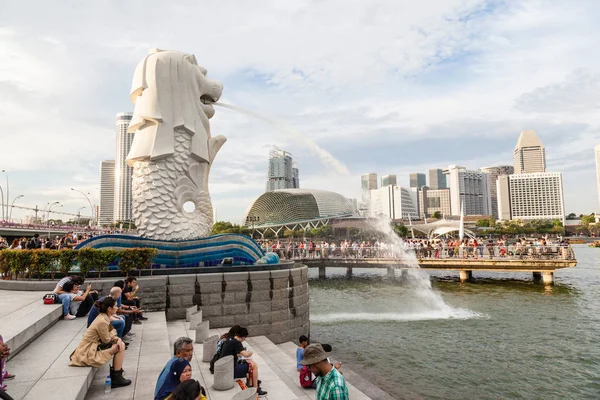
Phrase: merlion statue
[{"left": 126, "top": 49, "right": 225, "bottom": 240}]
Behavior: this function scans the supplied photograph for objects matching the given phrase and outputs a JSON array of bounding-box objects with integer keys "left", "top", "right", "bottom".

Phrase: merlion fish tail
[{"left": 131, "top": 130, "right": 226, "bottom": 241}]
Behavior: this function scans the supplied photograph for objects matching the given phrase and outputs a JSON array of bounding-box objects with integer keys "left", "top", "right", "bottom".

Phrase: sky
[{"left": 1, "top": 0, "right": 599, "bottom": 224}]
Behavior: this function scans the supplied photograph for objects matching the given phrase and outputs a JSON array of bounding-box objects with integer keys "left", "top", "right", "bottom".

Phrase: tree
[
  {"left": 211, "top": 221, "right": 250, "bottom": 236},
  {"left": 393, "top": 224, "right": 409, "bottom": 237},
  {"left": 566, "top": 213, "right": 578, "bottom": 220},
  {"left": 581, "top": 214, "right": 596, "bottom": 226},
  {"left": 431, "top": 211, "right": 442, "bottom": 219}
]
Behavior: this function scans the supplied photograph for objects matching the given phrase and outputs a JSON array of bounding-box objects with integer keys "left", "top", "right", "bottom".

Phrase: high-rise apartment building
[
  {"left": 98, "top": 160, "right": 115, "bottom": 226},
  {"left": 370, "top": 185, "right": 419, "bottom": 220},
  {"left": 479, "top": 165, "right": 514, "bottom": 219},
  {"left": 418, "top": 187, "right": 451, "bottom": 218},
  {"left": 497, "top": 173, "right": 565, "bottom": 224},
  {"left": 381, "top": 174, "right": 397, "bottom": 187},
  {"left": 266, "top": 147, "right": 299, "bottom": 192},
  {"left": 113, "top": 112, "right": 134, "bottom": 224},
  {"left": 409, "top": 173, "right": 426, "bottom": 189},
  {"left": 444, "top": 165, "right": 491, "bottom": 216},
  {"left": 514, "top": 130, "right": 546, "bottom": 173},
  {"left": 428, "top": 168, "right": 447, "bottom": 189}
]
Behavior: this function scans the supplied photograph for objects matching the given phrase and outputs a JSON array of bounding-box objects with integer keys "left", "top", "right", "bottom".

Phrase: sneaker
[
  {"left": 257, "top": 387, "right": 267, "bottom": 397},
  {"left": 126, "top": 332, "right": 136, "bottom": 336},
  {"left": 64, "top": 314, "right": 76, "bottom": 320},
  {"left": 133, "top": 320, "right": 142, "bottom": 325},
  {"left": 123, "top": 334, "right": 133, "bottom": 340},
  {"left": 138, "top": 316, "right": 148, "bottom": 321}
]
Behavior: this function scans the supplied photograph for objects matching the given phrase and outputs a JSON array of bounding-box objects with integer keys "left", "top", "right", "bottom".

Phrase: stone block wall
[{"left": 166, "top": 264, "right": 310, "bottom": 344}]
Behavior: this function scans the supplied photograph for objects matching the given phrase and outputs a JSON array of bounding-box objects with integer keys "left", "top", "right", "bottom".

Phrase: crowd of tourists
[
  {"left": 0, "top": 232, "right": 94, "bottom": 251},
  {"left": 260, "top": 236, "right": 572, "bottom": 260}
]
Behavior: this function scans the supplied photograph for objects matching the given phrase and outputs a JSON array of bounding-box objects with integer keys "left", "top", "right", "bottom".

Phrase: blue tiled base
[{"left": 75, "top": 233, "right": 265, "bottom": 268}]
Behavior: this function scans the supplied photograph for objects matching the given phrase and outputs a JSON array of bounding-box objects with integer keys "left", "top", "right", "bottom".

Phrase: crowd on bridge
[{"left": 259, "top": 236, "right": 574, "bottom": 261}]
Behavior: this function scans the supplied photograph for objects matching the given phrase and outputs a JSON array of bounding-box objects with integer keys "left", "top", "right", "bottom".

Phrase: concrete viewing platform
[{"left": 1, "top": 289, "right": 380, "bottom": 400}]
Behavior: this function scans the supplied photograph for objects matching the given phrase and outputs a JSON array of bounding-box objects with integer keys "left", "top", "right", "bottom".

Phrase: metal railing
[{"left": 263, "top": 245, "right": 575, "bottom": 261}]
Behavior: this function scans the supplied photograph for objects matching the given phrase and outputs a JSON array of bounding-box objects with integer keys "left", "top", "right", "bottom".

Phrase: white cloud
[{"left": 1, "top": 0, "right": 600, "bottom": 222}]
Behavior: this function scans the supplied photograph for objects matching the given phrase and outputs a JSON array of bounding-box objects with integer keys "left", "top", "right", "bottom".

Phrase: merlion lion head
[{"left": 126, "top": 49, "right": 223, "bottom": 164}]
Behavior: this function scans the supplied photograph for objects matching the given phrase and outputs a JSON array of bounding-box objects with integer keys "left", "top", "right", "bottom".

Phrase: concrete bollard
[
  {"left": 213, "top": 355, "right": 234, "bottom": 391},
  {"left": 186, "top": 305, "right": 198, "bottom": 322},
  {"left": 231, "top": 388, "right": 257, "bottom": 400},
  {"left": 189, "top": 310, "right": 203, "bottom": 330},
  {"left": 202, "top": 334, "right": 220, "bottom": 362},
  {"left": 194, "top": 320, "right": 210, "bottom": 344}
]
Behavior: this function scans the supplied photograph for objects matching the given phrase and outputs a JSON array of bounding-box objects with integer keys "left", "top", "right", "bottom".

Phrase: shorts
[{"left": 234, "top": 361, "right": 250, "bottom": 379}]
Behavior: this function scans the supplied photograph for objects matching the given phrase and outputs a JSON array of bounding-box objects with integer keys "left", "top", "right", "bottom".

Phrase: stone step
[
  {"left": 166, "top": 320, "right": 303, "bottom": 400},
  {"left": 85, "top": 311, "right": 171, "bottom": 400},
  {"left": 0, "top": 290, "right": 62, "bottom": 359},
  {"left": 4, "top": 318, "right": 96, "bottom": 400}
]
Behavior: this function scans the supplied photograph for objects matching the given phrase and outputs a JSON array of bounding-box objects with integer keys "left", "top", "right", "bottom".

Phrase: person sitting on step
[
  {"left": 61, "top": 281, "right": 98, "bottom": 319},
  {"left": 167, "top": 379, "right": 207, "bottom": 400},
  {"left": 87, "top": 287, "right": 134, "bottom": 343},
  {"left": 155, "top": 337, "right": 194, "bottom": 399},
  {"left": 300, "top": 344, "right": 348, "bottom": 400},
  {"left": 113, "top": 280, "right": 145, "bottom": 324},
  {"left": 209, "top": 325, "right": 241, "bottom": 374},
  {"left": 155, "top": 359, "right": 192, "bottom": 400},
  {"left": 122, "top": 277, "right": 148, "bottom": 321},
  {"left": 219, "top": 327, "right": 267, "bottom": 397},
  {"left": 54, "top": 275, "right": 88, "bottom": 320},
  {"left": 69, "top": 297, "right": 131, "bottom": 389}
]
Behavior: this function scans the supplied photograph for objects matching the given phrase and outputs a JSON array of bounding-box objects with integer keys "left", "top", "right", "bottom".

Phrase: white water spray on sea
[
  {"left": 214, "top": 102, "right": 349, "bottom": 175},
  {"left": 216, "top": 102, "right": 477, "bottom": 321}
]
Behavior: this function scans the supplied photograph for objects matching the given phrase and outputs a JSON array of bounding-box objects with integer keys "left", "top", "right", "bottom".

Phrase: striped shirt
[
  {"left": 316, "top": 367, "right": 349, "bottom": 400},
  {"left": 54, "top": 277, "right": 71, "bottom": 294}
]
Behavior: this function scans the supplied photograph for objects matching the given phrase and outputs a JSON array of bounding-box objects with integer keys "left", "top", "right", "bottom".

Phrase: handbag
[
  {"left": 97, "top": 342, "right": 112, "bottom": 351},
  {"left": 43, "top": 293, "right": 58, "bottom": 305}
]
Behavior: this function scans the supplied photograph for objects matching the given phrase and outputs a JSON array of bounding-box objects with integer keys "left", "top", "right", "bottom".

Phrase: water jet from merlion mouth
[{"left": 214, "top": 102, "right": 349, "bottom": 175}]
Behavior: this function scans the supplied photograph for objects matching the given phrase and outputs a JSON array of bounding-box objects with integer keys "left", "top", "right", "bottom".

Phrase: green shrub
[
  {"left": 118, "top": 248, "right": 158, "bottom": 276},
  {"left": 13, "top": 251, "right": 33, "bottom": 279},
  {"left": 77, "top": 248, "right": 97, "bottom": 277},
  {"left": 0, "top": 251, "right": 11, "bottom": 279},
  {"left": 30, "top": 250, "right": 59, "bottom": 280},
  {"left": 96, "top": 249, "right": 118, "bottom": 278},
  {"left": 58, "top": 249, "right": 77, "bottom": 277}
]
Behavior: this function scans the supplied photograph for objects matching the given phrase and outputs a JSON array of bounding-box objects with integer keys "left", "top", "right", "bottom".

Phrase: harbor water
[{"left": 309, "top": 244, "right": 600, "bottom": 399}]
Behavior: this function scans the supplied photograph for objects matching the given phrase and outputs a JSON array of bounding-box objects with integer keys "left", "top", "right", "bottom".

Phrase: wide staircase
[{"left": 1, "top": 290, "right": 376, "bottom": 400}]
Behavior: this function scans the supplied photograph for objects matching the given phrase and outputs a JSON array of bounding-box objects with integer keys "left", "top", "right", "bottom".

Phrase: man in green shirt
[{"left": 300, "top": 344, "right": 349, "bottom": 400}]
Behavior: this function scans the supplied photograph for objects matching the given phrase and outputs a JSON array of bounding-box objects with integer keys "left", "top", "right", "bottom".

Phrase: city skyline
[{"left": 1, "top": 1, "right": 599, "bottom": 223}]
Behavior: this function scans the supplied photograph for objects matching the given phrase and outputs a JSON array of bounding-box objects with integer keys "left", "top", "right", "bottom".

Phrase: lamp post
[
  {"left": 246, "top": 216, "right": 260, "bottom": 239},
  {"left": 76, "top": 206, "right": 86, "bottom": 227},
  {"left": 47, "top": 202, "right": 62, "bottom": 238},
  {"left": 71, "top": 188, "right": 95, "bottom": 226},
  {"left": 0, "top": 185, "right": 4, "bottom": 221},
  {"left": 9, "top": 194, "right": 24, "bottom": 221},
  {"left": 1, "top": 170, "right": 8, "bottom": 221}
]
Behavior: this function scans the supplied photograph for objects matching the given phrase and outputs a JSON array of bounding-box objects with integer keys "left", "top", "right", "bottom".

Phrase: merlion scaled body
[{"left": 126, "top": 49, "right": 225, "bottom": 240}]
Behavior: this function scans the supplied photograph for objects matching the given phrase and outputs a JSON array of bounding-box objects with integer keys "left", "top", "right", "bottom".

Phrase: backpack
[
  {"left": 43, "top": 293, "right": 59, "bottom": 305},
  {"left": 209, "top": 353, "right": 219, "bottom": 374},
  {"left": 299, "top": 366, "right": 314, "bottom": 388}
]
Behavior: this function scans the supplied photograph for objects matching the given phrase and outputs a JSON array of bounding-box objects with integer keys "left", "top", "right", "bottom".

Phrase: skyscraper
[
  {"left": 98, "top": 160, "right": 115, "bottom": 226},
  {"left": 113, "top": 112, "right": 134, "bottom": 224},
  {"left": 444, "top": 165, "right": 492, "bottom": 216},
  {"left": 381, "top": 174, "right": 397, "bottom": 187},
  {"left": 514, "top": 130, "right": 546, "bottom": 173},
  {"left": 497, "top": 172, "right": 565, "bottom": 224},
  {"left": 370, "top": 185, "right": 418, "bottom": 220},
  {"left": 479, "top": 165, "right": 514, "bottom": 219},
  {"left": 428, "top": 168, "right": 447, "bottom": 189},
  {"left": 266, "top": 147, "right": 299, "bottom": 192},
  {"left": 418, "top": 187, "right": 451, "bottom": 218},
  {"left": 361, "top": 173, "right": 378, "bottom": 203},
  {"left": 409, "top": 173, "right": 426, "bottom": 188}
]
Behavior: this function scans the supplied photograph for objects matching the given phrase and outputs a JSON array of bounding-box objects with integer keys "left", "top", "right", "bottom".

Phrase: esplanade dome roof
[{"left": 244, "top": 189, "right": 359, "bottom": 226}]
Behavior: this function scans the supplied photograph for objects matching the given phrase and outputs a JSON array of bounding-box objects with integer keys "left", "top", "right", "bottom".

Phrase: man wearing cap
[{"left": 300, "top": 344, "right": 349, "bottom": 399}]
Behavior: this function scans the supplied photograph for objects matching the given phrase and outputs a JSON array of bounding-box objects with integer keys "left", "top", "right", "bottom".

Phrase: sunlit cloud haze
[{"left": 1, "top": 0, "right": 599, "bottom": 223}]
